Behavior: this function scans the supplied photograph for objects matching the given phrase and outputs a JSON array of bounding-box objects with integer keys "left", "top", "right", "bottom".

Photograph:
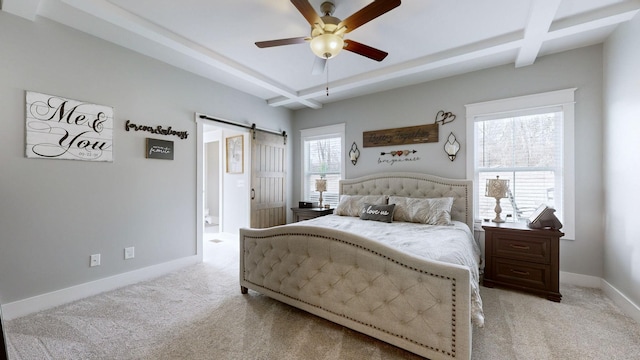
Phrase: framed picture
[
  {"left": 145, "top": 138, "right": 174, "bottom": 160},
  {"left": 226, "top": 135, "right": 244, "bottom": 173}
]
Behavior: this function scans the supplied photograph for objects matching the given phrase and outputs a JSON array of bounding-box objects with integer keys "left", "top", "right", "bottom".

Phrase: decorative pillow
[
  {"left": 389, "top": 196, "right": 454, "bottom": 225},
  {"left": 360, "top": 203, "right": 396, "bottom": 223},
  {"left": 335, "top": 195, "right": 387, "bottom": 217}
]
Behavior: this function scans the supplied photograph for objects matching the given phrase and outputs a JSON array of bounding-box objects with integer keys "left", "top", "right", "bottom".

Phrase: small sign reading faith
[{"left": 146, "top": 138, "right": 174, "bottom": 160}]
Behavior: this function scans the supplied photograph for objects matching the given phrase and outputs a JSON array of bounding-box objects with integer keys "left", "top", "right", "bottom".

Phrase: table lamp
[
  {"left": 485, "top": 176, "right": 510, "bottom": 223},
  {"left": 315, "top": 178, "right": 327, "bottom": 208}
]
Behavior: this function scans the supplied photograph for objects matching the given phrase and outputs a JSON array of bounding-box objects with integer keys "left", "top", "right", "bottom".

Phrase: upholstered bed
[{"left": 240, "top": 172, "right": 483, "bottom": 359}]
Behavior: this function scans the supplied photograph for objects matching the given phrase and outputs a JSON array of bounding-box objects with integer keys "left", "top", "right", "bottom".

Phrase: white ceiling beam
[
  {"left": 1, "top": 0, "right": 42, "bottom": 21},
  {"left": 280, "top": 1, "right": 640, "bottom": 106},
  {"left": 270, "top": 32, "right": 525, "bottom": 105},
  {"left": 59, "top": 0, "right": 322, "bottom": 109},
  {"left": 515, "top": 0, "right": 563, "bottom": 68},
  {"left": 547, "top": 1, "right": 640, "bottom": 39},
  {"left": 18, "top": 0, "right": 640, "bottom": 109}
]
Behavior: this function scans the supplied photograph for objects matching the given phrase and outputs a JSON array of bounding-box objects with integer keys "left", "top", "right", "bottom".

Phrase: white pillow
[
  {"left": 335, "top": 195, "right": 387, "bottom": 217},
  {"left": 389, "top": 196, "right": 454, "bottom": 225}
]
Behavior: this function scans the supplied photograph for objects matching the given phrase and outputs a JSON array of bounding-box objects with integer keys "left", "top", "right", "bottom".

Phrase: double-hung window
[
  {"left": 300, "top": 124, "right": 345, "bottom": 208},
  {"left": 466, "top": 89, "right": 575, "bottom": 239}
]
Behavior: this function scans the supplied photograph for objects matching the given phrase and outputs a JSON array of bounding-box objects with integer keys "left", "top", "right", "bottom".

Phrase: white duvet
[{"left": 295, "top": 214, "right": 485, "bottom": 327}]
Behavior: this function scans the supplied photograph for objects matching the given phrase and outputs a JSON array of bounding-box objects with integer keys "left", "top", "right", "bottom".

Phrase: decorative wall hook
[
  {"left": 434, "top": 110, "right": 457, "bottom": 125},
  {"left": 349, "top": 142, "right": 360, "bottom": 165},
  {"left": 444, "top": 132, "right": 460, "bottom": 161}
]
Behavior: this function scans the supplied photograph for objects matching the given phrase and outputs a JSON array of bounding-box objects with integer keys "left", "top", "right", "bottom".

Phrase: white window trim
[
  {"left": 465, "top": 88, "right": 576, "bottom": 240},
  {"left": 300, "top": 123, "right": 346, "bottom": 202}
]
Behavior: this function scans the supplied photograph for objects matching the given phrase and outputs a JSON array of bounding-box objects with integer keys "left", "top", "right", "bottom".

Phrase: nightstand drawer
[
  {"left": 491, "top": 258, "right": 551, "bottom": 291},
  {"left": 291, "top": 207, "right": 333, "bottom": 222},
  {"left": 493, "top": 233, "right": 550, "bottom": 264}
]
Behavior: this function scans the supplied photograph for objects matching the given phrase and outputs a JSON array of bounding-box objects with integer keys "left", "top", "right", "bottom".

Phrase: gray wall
[
  {"left": 0, "top": 13, "right": 292, "bottom": 304},
  {"left": 603, "top": 14, "right": 640, "bottom": 307},
  {"left": 293, "top": 45, "right": 604, "bottom": 278}
]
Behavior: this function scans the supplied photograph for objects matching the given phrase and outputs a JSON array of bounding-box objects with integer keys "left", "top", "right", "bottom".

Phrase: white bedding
[{"left": 294, "top": 214, "right": 485, "bottom": 326}]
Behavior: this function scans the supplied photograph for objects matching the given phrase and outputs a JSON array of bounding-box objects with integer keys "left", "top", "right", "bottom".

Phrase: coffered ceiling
[{"left": 3, "top": 0, "right": 639, "bottom": 109}]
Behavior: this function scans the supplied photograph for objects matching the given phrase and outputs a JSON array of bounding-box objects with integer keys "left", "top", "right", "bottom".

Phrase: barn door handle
[{"left": 251, "top": 188, "right": 255, "bottom": 200}]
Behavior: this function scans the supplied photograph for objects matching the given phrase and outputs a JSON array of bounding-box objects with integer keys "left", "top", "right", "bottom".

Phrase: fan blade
[
  {"left": 290, "top": 0, "right": 324, "bottom": 27},
  {"left": 344, "top": 39, "right": 388, "bottom": 61},
  {"left": 255, "top": 37, "right": 308, "bottom": 48},
  {"left": 339, "top": 0, "right": 401, "bottom": 34},
  {"left": 311, "top": 57, "right": 327, "bottom": 75}
]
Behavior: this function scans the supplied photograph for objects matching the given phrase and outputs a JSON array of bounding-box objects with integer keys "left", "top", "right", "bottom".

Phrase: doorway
[
  {"left": 196, "top": 115, "right": 251, "bottom": 263},
  {"left": 203, "top": 128, "right": 221, "bottom": 262}
]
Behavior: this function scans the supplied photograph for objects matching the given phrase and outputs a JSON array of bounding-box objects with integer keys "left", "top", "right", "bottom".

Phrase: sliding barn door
[{"left": 250, "top": 131, "right": 286, "bottom": 228}]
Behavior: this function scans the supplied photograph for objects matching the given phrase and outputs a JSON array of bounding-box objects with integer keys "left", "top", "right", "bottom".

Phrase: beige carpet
[{"left": 4, "top": 238, "right": 640, "bottom": 359}]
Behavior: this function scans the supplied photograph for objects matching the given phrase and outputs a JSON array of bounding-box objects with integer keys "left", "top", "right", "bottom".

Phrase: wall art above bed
[
  {"left": 25, "top": 91, "right": 113, "bottom": 162},
  {"left": 363, "top": 123, "right": 438, "bottom": 147}
]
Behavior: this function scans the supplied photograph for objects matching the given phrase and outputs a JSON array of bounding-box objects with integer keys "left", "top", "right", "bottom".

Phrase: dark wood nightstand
[
  {"left": 291, "top": 207, "right": 334, "bottom": 222},
  {"left": 482, "top": 221, "right": 563, "bottom": 302}
]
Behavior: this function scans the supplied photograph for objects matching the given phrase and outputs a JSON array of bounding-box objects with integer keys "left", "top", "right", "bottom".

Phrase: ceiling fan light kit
[
  {"left": 256, "top": 0, "right": 401, "bottom": 71},
  {"left": 311, "top": 33, "right": 344, "bottom": 59}
]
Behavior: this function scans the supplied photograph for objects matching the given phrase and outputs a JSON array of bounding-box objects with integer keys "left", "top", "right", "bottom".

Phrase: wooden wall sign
[
  {"left": 146, "top": 138, "right": 174, "bottom": 160},
  {"left": 363, "top": 124, "right": 438, "bottom": 148},
  {"left": 25, "top": 91, "right": 113, "bottom": 161}
]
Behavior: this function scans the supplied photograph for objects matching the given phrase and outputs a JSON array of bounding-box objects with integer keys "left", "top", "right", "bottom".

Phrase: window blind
[{"left": 475, "top": 110, "right": 564, "bottom": 222}]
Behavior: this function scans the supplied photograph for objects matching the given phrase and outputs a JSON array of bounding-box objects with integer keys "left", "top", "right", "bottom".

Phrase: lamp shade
[
  {"left": 315, "top": 179, "right": 327, "bottom": 192},
  {"left": 310, "top": 34, "right": 344, "bottom": 59},
  {"left": 485, "top": 177, "right": 509, "bottom": 198}
]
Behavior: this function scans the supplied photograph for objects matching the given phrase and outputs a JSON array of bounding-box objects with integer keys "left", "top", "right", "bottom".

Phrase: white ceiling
[{"left": 3, "top": 0, "right": 640, "bottom": 110}]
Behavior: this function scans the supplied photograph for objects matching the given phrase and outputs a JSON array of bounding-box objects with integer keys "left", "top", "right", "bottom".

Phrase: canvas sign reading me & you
[{"left": 25, "top": 91, "right": 114, "bottom": 162}]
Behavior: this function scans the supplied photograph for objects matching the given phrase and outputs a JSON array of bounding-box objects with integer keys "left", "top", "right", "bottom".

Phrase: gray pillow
[
  {"left": 360, "top": 203, "right": 396, "bottom": 223},
  {"left": 335, "top": 195, "right": 387, "bottom": 217}
]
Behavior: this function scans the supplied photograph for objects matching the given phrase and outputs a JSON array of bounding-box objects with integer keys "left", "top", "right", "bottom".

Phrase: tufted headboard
[{"left": 339, "top": 172, "right": 474, "bottom": 230}]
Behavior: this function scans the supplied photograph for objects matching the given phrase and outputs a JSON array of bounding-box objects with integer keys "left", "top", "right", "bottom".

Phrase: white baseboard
[
  {"left": 1, "top": 255, "right": 199, "bottom": 320},
  {"left": 561, "top": 271, "right": 640, "bottom": 324},
  {"left": 601, "top": 279, "right": 640, "bottom": 324}
]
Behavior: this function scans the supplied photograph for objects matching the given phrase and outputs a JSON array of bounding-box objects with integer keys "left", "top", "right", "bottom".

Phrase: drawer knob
[
  {"left": 511, "top": 269, "right": 530, "bottom": 276},
  {"left": 510, "top": 244, "right": 530, "bottom": 250}
]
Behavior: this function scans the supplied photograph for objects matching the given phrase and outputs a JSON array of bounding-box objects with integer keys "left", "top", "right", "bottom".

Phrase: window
[
  {"left": 466, "top": 89, "right": 575, "bottom": 239},
  {"left": 300, "top": 124, "right": 345, "bottom": 208}
]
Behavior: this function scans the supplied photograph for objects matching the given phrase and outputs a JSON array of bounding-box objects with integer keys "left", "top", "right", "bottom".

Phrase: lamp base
[{"left": 492, "top": 198, "right": 505, "bottom": 223}]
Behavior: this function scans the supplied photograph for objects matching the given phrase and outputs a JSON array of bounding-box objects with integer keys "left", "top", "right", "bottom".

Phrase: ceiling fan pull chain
[{"left": 326, "top": 58, "right": 329, "bottom": 96}]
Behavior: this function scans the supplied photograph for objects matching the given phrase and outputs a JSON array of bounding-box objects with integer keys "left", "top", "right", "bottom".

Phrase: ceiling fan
[{"left": 255, "top": 0, "right": 401, "bottom": 75}]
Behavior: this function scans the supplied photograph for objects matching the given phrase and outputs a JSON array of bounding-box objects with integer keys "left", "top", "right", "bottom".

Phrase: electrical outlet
[
  {"left": 90, "top": 254, "right": 101, "bottom": 267},
  {"left": 124, "top": 246, "right": 135, "bottom": 260}
]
